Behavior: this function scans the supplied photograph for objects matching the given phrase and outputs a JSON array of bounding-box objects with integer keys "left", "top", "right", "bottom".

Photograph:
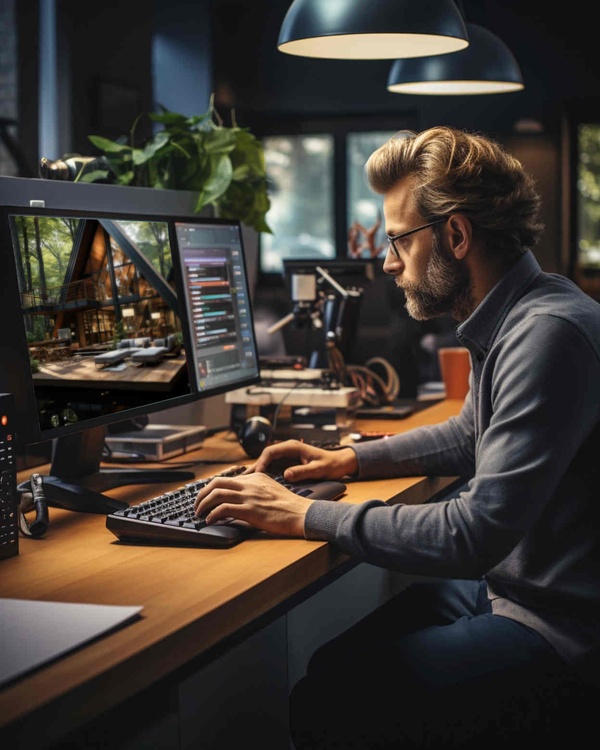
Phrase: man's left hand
[{"left": 194, "top": 473, "right": 313, "bottom": 538}]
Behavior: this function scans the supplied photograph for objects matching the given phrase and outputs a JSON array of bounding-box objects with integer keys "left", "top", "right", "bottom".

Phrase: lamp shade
[
  {"left": 278, "top": 0, "right": 469, "bottom": 60},
  {"left": 387, "top": 22, "right": 524, "bottom": 94},
  {"left": 122, "top": 308, "right": 135, "bottom": 318}
]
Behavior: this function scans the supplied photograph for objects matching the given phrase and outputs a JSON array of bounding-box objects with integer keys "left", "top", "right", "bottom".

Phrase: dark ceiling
[{"left": 210, "top": 0, "right": 600, "bottom": 134}]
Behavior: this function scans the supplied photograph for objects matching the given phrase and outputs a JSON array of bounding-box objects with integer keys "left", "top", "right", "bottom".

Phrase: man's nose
[{"left": 383, "top": 245, "right": 402, "bottom": 275}]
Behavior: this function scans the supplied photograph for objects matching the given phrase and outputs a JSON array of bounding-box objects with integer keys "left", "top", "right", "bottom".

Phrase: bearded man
[{"left": 195, "top": 127, "right": 600, "bottom": 748}]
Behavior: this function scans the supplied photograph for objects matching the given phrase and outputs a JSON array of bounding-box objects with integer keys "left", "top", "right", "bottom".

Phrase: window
[
  {"left": 346, "top": 131, "right": 397, "bottom": 259},
  {"left": 259, "top": 117, "right": 417, "bottom": 276},
  {"left": 262, "top": 135, "right": 335, "bottom": 274},
  {"left": 577, "top": 124, "right": 600, "bottom": 270}
]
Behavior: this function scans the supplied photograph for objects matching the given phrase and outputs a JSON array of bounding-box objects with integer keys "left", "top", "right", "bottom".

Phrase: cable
[
  {"left": 271, "top": 380, "right": 304, "bottom": 437},
  {"left": 342, "top": 358, "right": 401, "bottom": 407},
  {"left": 346, "top": 364, "right": 390, "bottom": 404},
  {"left": 366, "top": 357, "right": 401, "bottom": 401}
]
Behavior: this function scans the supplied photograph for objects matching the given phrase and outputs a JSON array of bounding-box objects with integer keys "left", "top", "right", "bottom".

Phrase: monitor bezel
[
  {"left": 0, "top": 205, "right": 260, "bottom": 447},
  {"left": 282, "top": 258, "right": 376, "bottom": 282}
]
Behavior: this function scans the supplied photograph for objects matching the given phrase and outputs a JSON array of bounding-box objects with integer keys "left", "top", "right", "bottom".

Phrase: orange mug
[{"left": 438, "top": 347, "right": 471, "bottom": 399}]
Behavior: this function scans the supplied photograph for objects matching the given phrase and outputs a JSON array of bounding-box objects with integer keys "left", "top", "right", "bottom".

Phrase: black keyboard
[{"left": 106, "top": 465, "right": 346, "bottom": 548}]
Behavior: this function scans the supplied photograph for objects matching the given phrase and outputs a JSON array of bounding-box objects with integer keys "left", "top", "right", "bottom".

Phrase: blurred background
[{"left": 3, "top": 0, "right": 600, "bottom": 402}]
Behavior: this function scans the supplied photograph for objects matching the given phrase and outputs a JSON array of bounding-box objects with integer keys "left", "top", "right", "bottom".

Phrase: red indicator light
[{"left": 1, "top": 416, "right": 6, "bottom": 426}]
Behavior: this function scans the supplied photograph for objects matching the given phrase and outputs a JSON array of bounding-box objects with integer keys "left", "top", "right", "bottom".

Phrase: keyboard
[{"left": 106, "top": 465, "right": 346, "bottom": 548}]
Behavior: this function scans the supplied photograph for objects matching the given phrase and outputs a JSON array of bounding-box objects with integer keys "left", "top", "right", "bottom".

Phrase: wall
[
  {"left": 62, "top": 0, "right": 154, "bottom": 155},
  {"left": 152, "top": 0, "right": 212, "bottom": 120}
]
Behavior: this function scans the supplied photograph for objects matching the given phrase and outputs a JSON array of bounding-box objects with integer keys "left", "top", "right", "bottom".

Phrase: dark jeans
[{"left": 290, "top": 578, "right": 591, "bottom": 749}]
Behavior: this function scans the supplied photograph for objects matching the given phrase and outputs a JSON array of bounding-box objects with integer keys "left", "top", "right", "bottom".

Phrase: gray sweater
[{"left": 304, "top": 250, "right": 600, "bottom": 668}]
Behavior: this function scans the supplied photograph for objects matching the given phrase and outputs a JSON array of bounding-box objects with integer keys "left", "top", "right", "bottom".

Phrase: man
[{"left": 195, "top": 127, "right": 600, "bottom": 747}]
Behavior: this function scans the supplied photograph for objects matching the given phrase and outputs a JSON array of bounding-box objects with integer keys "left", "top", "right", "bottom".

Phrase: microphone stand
[{"left": 268, "top": 267, "right": 363, "bottom": 368}]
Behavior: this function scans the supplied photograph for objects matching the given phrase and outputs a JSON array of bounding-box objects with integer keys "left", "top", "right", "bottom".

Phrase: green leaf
[
  {"left": 230, "top": 130, "right": 265, "bottom": 178},
  {"left": 88, "top": 135, "right": 132, "bottom": 153},
  {"left": 204, "top": 127, "right": 237, "bottom": 155},
  {"left": 252, "top": 214, "right": 273, "bottom": 234},
  {"left": 186, "top": 113, "right": 210, "bottom": 127},
  {"left": 147, "top": 159, "right": 159, "bottom": 187},
  {"left": 232, "top": 164, "right": 250, "bottom": 181},
  {"left": 253, "top": 187, "right": 270, "bottom": 213},
  {"left": 170, "top": 140, "right": 192, "bottom": 159},
  {"left": 116, "top": 171, "right": 134, "bottom": 185},
  {"left": 196, "top": 154, "right": 233, "bottom": 211},
  {"left": 78, "top": 170, "right": 110, "bottom": 183},
  {"left": 132, "top": 131, "right": 171, "bottom": 165}
]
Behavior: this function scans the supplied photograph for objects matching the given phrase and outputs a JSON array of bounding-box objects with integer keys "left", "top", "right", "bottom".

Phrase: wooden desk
[{"left": 0, "top": 400, "right": 463, "bottom": 749}]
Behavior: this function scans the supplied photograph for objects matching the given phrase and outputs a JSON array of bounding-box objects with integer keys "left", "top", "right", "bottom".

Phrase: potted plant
[
  {"left": 62, "top": 95, "right": 272, "bottom": 235},
  {"left": 111, "top": 320, "right": 126, "bottom": 350}
]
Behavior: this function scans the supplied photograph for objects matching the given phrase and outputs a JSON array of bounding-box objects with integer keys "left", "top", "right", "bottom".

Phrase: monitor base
[
  {"left": 36, "top": 425, "right": 196, "bottom": 514},
  {"left": 36, "top": 469, "right": 195, "bottom": 515}
]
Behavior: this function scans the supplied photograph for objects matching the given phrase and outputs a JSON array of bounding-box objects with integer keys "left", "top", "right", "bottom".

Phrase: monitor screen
[{"left": 0, "top": 207, "right": 260, "bottom": 448}]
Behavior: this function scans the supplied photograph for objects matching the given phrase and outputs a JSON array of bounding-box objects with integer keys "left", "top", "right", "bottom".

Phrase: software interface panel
[{"left": 174, "top": 221, "right": 258, "bottom": 394}]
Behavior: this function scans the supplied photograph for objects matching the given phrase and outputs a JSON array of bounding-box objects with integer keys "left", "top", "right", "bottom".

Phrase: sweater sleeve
[
  {"left": 350, "top": 380, "right": 476, "bottom": 479},
  {"left": 304, "top": 315, "right": 600, "bottom": 579}
]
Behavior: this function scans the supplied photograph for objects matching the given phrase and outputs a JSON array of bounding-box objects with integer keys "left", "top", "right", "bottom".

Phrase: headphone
[{"left": 16, "top": 473, "right": 49, "bottom": 538}]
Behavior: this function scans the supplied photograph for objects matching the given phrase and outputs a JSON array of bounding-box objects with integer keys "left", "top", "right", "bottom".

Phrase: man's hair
[{"left": 366, "top": 126, "right": 544, "bottom": 258}]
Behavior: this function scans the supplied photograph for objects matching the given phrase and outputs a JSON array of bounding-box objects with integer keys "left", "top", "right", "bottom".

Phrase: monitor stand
[{"left": 26, "top": 426, "right": 196, "bottom": 514}]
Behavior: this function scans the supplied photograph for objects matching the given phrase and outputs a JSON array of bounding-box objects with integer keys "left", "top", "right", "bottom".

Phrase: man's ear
[{"left": 446, "top": 214, "right": 472, "bottom": 260}]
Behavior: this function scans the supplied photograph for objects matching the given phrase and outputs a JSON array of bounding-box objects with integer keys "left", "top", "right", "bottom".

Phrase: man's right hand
[{"left": 243, "top": 440, "right": 358, "bottom": 482}]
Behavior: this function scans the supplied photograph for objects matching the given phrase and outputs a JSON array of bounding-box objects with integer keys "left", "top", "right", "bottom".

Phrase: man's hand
[
  {"left": 243, "top": 440, "right": 358, "bottom": 482},
  {"left": 194, "top": 473, "right": 312, "bottom": 537}
]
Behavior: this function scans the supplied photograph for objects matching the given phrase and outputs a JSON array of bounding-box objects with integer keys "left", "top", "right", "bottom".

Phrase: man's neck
[{"left": 469, "top": 247, "right": 521, "bottom": 312}]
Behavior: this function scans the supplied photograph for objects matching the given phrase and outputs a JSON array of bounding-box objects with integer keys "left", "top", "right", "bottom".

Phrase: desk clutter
[{"left": 228, "top": 357, "right": 407, "bottom": 452}]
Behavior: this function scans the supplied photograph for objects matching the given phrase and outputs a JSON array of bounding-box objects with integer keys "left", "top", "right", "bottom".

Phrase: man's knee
[{"left": 305, "top": 578, "right": 479, "bottom": 679}]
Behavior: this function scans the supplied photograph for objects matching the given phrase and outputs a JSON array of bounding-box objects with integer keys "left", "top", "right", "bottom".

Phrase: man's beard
[{"left": 395, "top": 232, "right": 475, "bottom": 321}]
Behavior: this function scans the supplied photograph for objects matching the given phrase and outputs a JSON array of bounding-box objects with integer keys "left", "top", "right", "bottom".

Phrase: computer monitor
[{"left": 0, "top": 206, "right": 260, "bottom": 512}]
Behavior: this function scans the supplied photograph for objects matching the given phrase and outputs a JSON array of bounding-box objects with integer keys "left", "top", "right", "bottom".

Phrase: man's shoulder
[{"left": 500, "top": 272, "right": 600, "bottom": 357}]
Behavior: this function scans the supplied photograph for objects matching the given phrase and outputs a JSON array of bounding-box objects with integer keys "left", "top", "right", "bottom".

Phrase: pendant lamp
[
  {"left": 387, "top": 22, "right": 524, "bottom": 94},
  {"left": 277, "top": 0, "right": 469, "bottom": 60}
]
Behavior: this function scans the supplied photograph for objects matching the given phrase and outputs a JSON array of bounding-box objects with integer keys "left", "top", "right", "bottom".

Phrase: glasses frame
[{"left": 386, "top": 217, "right": 448, "bottom": 259}]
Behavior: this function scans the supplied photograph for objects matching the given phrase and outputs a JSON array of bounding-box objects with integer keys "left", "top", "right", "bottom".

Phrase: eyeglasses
[{"left": 386, "top": 217, "right": 448, "bottom": 260}]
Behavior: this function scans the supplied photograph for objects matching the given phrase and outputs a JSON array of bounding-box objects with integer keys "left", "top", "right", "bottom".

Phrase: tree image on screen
[{"left": 10, "top": 215, "right": 191, "bottom": 432}]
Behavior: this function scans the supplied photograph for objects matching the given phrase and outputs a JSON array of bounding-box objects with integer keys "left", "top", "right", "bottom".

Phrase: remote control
[{"left": 0, "top": 393, "right": 18, "bottom": 559}]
